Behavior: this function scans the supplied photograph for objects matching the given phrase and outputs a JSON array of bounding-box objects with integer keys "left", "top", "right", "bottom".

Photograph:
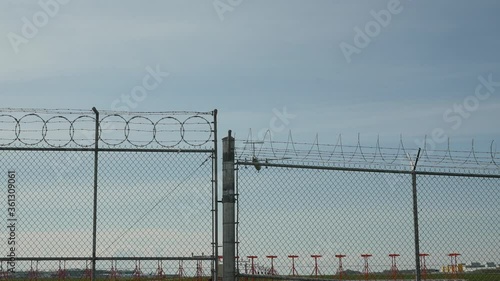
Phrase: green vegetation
[
  {"left": 240, "top": 270, "right": 500, "bottom": 280},
  {"left": 6, "top": 278, "right": 210, "bottom": 281},
  {"left": 6, "top": 270, "right": 500, "bottom": 281}
]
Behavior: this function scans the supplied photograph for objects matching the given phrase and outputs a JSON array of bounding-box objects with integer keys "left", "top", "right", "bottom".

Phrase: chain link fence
[
  {"left": 418, "top": 175, "right": 499, "bottom": 277},
  {"left": 0, "top": 108, "right": 218, "bottom": 280},
  {"left": 234, "top": 136, "right": 500, "bottom": 281},
  {"left": 1, "top": 109, "right": 499, "bottom": 281}
]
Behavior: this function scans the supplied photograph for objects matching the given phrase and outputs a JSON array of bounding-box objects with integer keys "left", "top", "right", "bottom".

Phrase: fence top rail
[
  {"left": 0, "top": 256, "right": 216, "bottom": 261},
  {"left": 0, "top": 108, "right": 217, "bottom": 150},
  {"left": 236, "top": 161, "right": 500, "bottom": 178},
  {"left": 0, "top": 108, "right": 215, "bottom": 116},
  {"left": 235, "top": 131, "right": 500, "bottom": 174}
]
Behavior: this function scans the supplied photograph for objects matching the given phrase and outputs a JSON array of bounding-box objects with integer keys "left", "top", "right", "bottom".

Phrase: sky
[
  {"left": 1, "top": 0, "right": 500, "bottom": 274},
  {"left": 1, "top": 0, "right": 500, "bottom": 147}
]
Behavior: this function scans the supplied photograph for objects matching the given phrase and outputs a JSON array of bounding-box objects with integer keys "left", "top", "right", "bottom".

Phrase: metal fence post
[
  {"left": 222, "top": 131, "right": 236, "bottom": 281},
  {"left": 91, "top": 107, "right": 99, "bottom": 281},
  {"left": 213, "top": 109, "right": 219, "bottom": 281},
  {"left": 412, "top": 148, "right": 421, "bottom": 281}
]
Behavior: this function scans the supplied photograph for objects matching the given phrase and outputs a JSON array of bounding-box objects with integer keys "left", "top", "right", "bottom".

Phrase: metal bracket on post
[
  {"left": 91, "top": 107, "right": 99, "bottom": 281},
  {"left": 411, "top": 148, "right": 422, "bottom": 281},
  {"left": 222, "top": 131, "right": 236, "bottom": 281}
]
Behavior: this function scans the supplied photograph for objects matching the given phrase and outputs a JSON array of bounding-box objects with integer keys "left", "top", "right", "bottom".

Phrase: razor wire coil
[
  {"left": 236, "top": 130, "right": 500, "bottom": 172},
  {"left": 0, "top": 113, "right": 213, "bottom": 148}
]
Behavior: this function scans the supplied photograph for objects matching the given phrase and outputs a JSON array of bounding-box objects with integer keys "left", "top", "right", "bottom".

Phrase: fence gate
[
  {"left": 231, "top": 133, "right": 500, "bottom": 281},
  {"left": 0, "top": 108, "right": 218, "bottom": 281}
]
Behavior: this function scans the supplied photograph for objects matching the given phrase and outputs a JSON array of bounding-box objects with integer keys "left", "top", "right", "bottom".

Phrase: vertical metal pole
[
  {"left": 412, "top": 148, "right": 421, "bottom": 281},
  {"left": 222, "top": 131, "right": 236, "bottom": 281},
  {"left": 235, "top": 162, "right": 239, "bottom": 275},
  {"left": 213, "top": 109, "right": 219, "bottom": 281},
  {"left": 91, "top": 107, "right": 99, "bottom": 281}
]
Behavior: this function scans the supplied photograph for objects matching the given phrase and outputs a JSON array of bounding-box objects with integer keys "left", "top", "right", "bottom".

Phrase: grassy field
[
  {"left": 238, "top": 270, "right": 500, "bottom": 280},
  {"left": 5, "top": 278, "right": 211, "bottom": 281},
  {"left": 5, "top": 271, "right": 500, "bottom": 281},
  {"left": 320, "top": 273, "right": 499, "bottom": 280}
]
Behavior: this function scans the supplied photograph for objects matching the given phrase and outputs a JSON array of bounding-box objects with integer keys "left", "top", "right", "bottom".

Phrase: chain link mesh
[
  {"left": 418, "top": 175, "right": 499, "bottom": 280},
  {"left": 237, "top": 167, "right": 415, "bottom": 277},
  {"left": 2, "top": 151, "right": 94, "bottom": 258},
  {"left": 236, "top": 165, "right": 499, "bottom": 280},
  {"left": 97, "top": 152, "right": 214, "bottom": 257},
  {"left": 0, "top": 109, "right": 217, "bottom": 279}
]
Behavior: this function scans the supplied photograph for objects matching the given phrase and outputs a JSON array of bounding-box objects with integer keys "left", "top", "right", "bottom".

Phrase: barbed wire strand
[
  {"left": 0, "top": 108, "right": 215, "bottom": 116},
  {"left": 236, "top": 130, "right": 500, "bottom": 171}
]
